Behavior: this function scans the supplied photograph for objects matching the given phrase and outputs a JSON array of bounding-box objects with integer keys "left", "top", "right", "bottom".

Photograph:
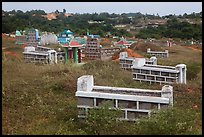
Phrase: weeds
[{"left": 2, "top": 40, "right": 202, "bottom": 135}]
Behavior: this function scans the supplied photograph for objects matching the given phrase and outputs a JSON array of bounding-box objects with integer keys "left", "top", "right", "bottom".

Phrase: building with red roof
[
  {"left": 114, "top": 37, "right": 131, "bottom": 49},
  {"left": 61, "top": 40, "right": 83, "bottom": 63}
]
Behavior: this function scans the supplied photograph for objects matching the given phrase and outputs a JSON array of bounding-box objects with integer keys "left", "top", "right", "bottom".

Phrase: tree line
[
  {"left": 136, "top": 18, "right": 202, "bottom": 40},
  {"left": 2, "top": 10, "right": 202, "bottom": 40}
]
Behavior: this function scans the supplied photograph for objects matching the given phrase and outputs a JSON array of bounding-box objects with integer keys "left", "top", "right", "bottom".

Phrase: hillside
[
  {"left": 2, "top": 10, "right": 202, "bottom": 39},
  {"left": 2, "top": 36, "right": 202, "bottom": 135},
  {"left": 41, "top": 12, "right": 73, "bottom": 20}
]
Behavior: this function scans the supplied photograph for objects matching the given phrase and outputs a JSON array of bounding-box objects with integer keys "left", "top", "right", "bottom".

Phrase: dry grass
[
  {"left": 2, "top": 38, "right": 202, "bottom": 135},
  {"left": 159, "top": 45, "right": 202, "bottom": 66}
]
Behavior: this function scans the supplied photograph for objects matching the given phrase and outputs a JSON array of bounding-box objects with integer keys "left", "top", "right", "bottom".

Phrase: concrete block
[
  {"left": 118, "top": 100, "right": 129, "bottom": 108},
  {"left": 47, "top": 50, "right": 57, "bottom": 64},
  {"left": 24, "top": 46, "right": 35, "bottom": 52},
  {"left": 149, "top": 56, "right": 157, "bottom": 65},
  {"left": 132, "top": 58, "right": 146, "bottom": 67},
  {"left": 78, "top": 97, "right": 94, "bottom": 107},
  {"left": 139, "top": 102, "right": 158, "bottom": 110},
  {"left": 161, "top": 85, "right": 173, "bottom": 106},
  {"left": 77, "top": 75, "right": 94, "bottom": 92},
  {"left": 147, "top": 48, "right": 151, "bottom": 53},
  {"left": 96, "top": 98, "right": 114, "bottom": 107},
  {"left": 119, "top": 52, "right": 128, "bottom": 59},
  {"left": 176, "top": 64, "right": 187, "bottom": 84}
]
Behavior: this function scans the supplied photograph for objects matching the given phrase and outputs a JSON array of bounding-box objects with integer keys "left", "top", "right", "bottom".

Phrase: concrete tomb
[{"left": 76, "top": 75, "right": 173, "bottom": 121}]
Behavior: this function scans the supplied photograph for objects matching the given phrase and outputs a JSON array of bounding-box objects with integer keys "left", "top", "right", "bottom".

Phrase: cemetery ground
[{"left": 2, "top": 36, "right": 202, "bottom": 135}]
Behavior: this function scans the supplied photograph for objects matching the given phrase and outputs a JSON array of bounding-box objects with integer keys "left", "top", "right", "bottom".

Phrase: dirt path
[
  {"left": 125, "top": 48, "right": 143, "bottom": 58},
  {"left": 112, "top": 48, "right": 143, "bottom": 61},
  {"left": 187, "top": 46, "right": 202, "bottom": 51}
]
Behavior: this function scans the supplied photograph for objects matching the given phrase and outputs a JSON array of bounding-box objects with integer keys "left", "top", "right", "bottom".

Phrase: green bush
[
  {"left": 78, "top": 104, "right": 201, "bottom": 135},
  {"left": 134, "top": 108, "right": 201, "bottom": 135},
  {"left": 81, "top": 101, "right": 122, "bottom": 135}
]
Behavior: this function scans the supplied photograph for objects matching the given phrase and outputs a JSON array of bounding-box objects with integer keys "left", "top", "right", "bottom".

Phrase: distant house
[
  {"left": 58, "top": 29, "right": 74, "bottom": 44},
  {"left": 88, "top": 20, "right": 105, "bottom": 24},
  {"left": 113, "top": 36, "right": 119, "bottom": 39},
  {"left": 86, "top": 30, "right": 100, "bottom": 39},
  {"left": 114, "top": 37, "right": 132, "bottom": 49},
  {"left": 114, "top": 24, "right": 127, "bottom": 28},
  {"left": 147, "top": 23, "right": 159, "bottom": 28}
]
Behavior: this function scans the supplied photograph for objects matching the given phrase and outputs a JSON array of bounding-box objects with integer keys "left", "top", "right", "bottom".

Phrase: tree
[
  {"left": 136, "top": 18, "right": 202, "bottom": 40},
  {"left": 63, "top": 9, "right": 66, "bottom": 13},
  {"left": 55, "top": 10, "right": 59, "bottom": 14}
]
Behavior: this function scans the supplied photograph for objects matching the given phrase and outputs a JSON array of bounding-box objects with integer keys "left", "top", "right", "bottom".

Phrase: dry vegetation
[
  {"left": 41, "top": 12, "right": 73, "bottom": 20},
  {"left": 2, "top": 37, "right": 202, "bottom": 135}
]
